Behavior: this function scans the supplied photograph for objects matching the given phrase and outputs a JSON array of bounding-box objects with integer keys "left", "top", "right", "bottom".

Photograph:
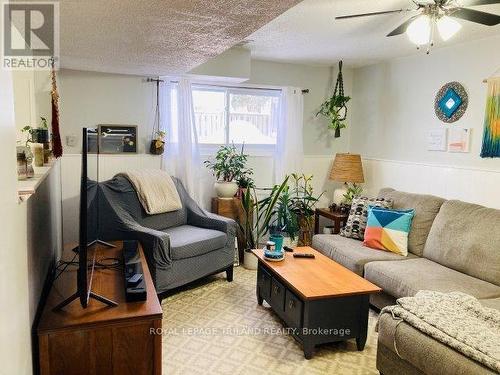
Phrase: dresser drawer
[
  {"left": 257, "top": 266, "right": 271, "bottom": 300},
  {"left": 270, "top": 278, "right": 286, "bottom": 312},
  {"left": 284, "top": 289, "right": 303, "bottom": 328}
]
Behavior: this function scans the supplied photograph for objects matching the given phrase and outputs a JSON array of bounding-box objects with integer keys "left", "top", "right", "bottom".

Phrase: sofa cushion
[
  {"left": 364, "top": 258, "right": 500, "bottom": 300},
  {"left": 377, "top": 313, "right": 497, "bottom": 375},
  {"left": 364, "top": 207, "right": 415, "bottom": 256},
  {"left": 423, "top": 200, "right": 500, "bottom": 286},
  {"left": 340, "top": 196, "right": 393, "bottom": 240},
  {"left": 378, "top": 188, "right": 445, "bottom": 256},
  {"left": 165, "top": 225, "right": 227, "bottom": 260},
  {"left": 312, "top": 234, "right": 416, "bottom": 276}
]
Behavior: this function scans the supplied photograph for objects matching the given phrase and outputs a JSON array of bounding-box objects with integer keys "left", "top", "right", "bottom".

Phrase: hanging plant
[
  {"left": 149, "top": 78, "right": 166, "bottom": 155},
  {"left": 150, "top": 130, "right": 166, "bottom": 155},
  {"left": 316, "top": 60, "right": 350, "bottom": 138}
]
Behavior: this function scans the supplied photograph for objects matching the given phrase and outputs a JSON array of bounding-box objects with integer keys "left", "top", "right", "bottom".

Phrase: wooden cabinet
[{"left": 37, "top": 242, "right": 163, "bottom": 375}]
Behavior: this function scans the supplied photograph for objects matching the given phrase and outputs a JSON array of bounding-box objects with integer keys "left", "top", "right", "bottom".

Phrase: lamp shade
[{"left": 329, "top": 153, "right": 364, "bottom": 183}]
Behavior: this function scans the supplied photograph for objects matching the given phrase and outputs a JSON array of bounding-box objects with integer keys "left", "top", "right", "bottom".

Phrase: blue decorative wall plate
[{"left": 434, "top": 82, "right": 468, "bottom": 123}]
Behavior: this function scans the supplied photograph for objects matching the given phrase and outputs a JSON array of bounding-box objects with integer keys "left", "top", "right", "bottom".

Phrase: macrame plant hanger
[
  {"left": 51, "top": 60, "right": 63, "bottom": 158},
  {"left": 332, "top": 60, "right": 347, "bottom": 138},
  {"left": 148, "top": 78, "right": 165, "bottom": 155}
]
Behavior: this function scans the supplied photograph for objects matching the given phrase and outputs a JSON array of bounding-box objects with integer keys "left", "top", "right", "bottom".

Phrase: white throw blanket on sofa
[
  {"left": 379, "top": 290, "right": 500, "bottom": 372},
  {"left": 117, "top": 170, "right": 182, "bottom": 215}
]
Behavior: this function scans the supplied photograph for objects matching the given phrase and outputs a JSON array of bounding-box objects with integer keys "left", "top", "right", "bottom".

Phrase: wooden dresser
[{"left": 37, "top": 242, "right": 163, "bottom": 375}]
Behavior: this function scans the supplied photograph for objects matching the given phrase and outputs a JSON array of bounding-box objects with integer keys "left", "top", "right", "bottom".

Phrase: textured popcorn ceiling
[
  {"left": 59, "top": 0, "right": 301, "bottom": 75},
  {"left": 246, "top": 0, "right": 500, "bottom": 67}
]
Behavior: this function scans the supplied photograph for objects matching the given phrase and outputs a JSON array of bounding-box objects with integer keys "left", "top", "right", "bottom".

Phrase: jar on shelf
[
  {"left": 16, "top": 146, "right": 34, "bottom": 180},
  {"left": 17, "top": 151, "right": 28, "bottom": 180}
]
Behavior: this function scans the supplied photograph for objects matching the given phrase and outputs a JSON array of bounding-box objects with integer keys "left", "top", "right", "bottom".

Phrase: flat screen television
[{"left": 53, "top": 128, "right": 117, "bottom": 310}]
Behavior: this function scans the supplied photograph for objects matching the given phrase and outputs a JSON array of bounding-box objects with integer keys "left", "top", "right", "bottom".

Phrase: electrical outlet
[{"left": 66, "top": 135, "right": 77, "bottom": 147}]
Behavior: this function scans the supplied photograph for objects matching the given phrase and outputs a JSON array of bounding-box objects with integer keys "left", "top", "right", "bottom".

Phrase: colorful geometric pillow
[
  {"left": 340, "top": 197, "right": 393, "bottom": 240},
  {"left": 363, "top": 207, "right": 415, "bottom": 256}
]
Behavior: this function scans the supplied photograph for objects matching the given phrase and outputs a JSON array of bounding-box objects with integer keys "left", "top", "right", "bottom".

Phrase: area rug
[{"left": 161, "top": 267, "right": 379, "bottom": 374}]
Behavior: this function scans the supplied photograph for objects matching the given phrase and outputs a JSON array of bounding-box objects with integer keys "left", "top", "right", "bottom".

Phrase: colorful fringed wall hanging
[
  {"left": 480, "top": 77, "right": 500, "bottom": 158},
  {"left": 51, "top": 66, "right": 63, "bottom": 158}
]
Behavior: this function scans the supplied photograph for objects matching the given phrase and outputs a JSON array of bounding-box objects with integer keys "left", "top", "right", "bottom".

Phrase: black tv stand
[
  {"left": 72, "top": 239, "right": 116, "bottom": 253},
  {"left": 53, "top": 290, "right": 118, "bottom": 311}
]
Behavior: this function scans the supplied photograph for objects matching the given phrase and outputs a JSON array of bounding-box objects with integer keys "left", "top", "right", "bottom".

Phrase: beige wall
[
  {"left": 248, "top": 60, "right": 353, "bottom": 156},
  {"left": 350, "top": 35, "right": 500, "bottom": 171},
  {"left": 58, "top": 69, "right": 157, "bottom": 154},
  {"left": 349, "top": 35, "right": 500, "bottom": 208},
  {"left": 9, "top": 68, "right": 63, "bottom": 374},
  {"left": 0, "top": 70, "right": 33, "bottom": 375},
  {"left": 57, "top": 60, "right": 352, "bottom": 157}
]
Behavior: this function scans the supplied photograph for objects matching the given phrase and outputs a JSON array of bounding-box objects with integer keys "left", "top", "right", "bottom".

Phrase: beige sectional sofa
[{"left": 311, "top": 188, "right": 500, "bottom": 375}]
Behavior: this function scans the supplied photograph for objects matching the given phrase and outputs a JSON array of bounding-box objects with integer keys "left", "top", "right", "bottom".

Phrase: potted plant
[
  {"left": 18, "top": 126, "right": 36, "bottom": 179},
  {"left": 31, "top": 117, "right": 50, "bottom": 144},
  {"left": 150, "top": 130, "right": 166, "bottom": 155},
  {"left": 342, "top": 183, "right": 363, "bottom": 205},
  {"left": 271, "top": 185, "right": 300, "bottom": 248},
  {"left": 204, "top": 144, "right": 251, "bottom": 199},
  {"left": 287, "top": 174, "right": 324, "bottom": 246},
  {"left": 236, "top": 172, "right": 254, "bottom": 199},
  {"left": 316, "top": 94, "right": 350, "bottom": 138},
  {"left": 240, "top": 177, "right": 289, "bottom": 269}
]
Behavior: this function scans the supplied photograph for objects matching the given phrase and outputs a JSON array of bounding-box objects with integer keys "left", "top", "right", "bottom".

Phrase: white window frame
[{"left": 192, "top": 83, "right": 282, "bottom": 157}]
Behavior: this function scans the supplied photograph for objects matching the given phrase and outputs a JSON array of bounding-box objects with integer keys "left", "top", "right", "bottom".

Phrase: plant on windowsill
[
  {"left": 204, "top": 144, "right": 252, "bottom": 199},
  {"left": 17, "top": 126, "right": 36, "bottom": 180}
]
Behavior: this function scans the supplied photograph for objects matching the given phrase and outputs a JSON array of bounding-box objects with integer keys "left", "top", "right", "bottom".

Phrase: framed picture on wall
[
  {"left": 86, "top": 127, "right": 99, "bottom": 153},
  {"left": 427, "top": 128, "right": 447, "bottom": 151},
  {"left": 98, "top": 124, "right": 138, "bottom": 154},
  {"left": 448, "top": 128, "right": 471, "bottom": 153}
]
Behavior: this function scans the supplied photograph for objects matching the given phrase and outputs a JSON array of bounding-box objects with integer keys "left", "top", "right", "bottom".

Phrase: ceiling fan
[{"left": 335, "top": 0, "right": 500, "bottom": 53}]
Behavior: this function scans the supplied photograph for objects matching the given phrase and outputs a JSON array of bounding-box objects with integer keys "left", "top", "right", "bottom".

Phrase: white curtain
[
  {"left": 274, "top": 87, "right": 304, "bottom": 184},
  {"left": 160, "top": 78, "right": 203, "bottom": 204}
]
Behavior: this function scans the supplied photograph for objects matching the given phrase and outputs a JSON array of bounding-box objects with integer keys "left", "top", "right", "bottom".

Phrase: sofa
[
  {"left": 98, "top": 175, "right": 237, "bottom": 295},
  {"left": 312, "top": 188, "right": 500, "bottom": 375}
]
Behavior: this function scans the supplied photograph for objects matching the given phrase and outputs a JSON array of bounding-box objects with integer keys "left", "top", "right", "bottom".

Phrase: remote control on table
[
  {"left": 283, "top": 246, "right": 294, "bottom": 252},
  {"left": 293, "top": 253, "right": 315, "bottom": 259}
]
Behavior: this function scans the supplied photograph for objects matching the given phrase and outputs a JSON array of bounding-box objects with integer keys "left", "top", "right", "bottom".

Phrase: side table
[
  {"left": 314, "top": 208, "right": 349, "bottom": 234},
  {"left": 211, "top": 197, "right": 245, "bottom": 262}
]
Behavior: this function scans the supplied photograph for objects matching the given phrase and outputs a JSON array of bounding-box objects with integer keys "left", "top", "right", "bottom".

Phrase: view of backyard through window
[{"left": 192, "top": 86, "right": 281, "bottom": 146}]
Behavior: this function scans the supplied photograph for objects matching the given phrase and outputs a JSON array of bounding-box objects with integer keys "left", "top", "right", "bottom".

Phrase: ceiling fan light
[
  {"left": 406, "top": 15, "right": 431, "bottom": 46},
  {"left": 437, "top": 16, "right": 462, "bottom": 41}
]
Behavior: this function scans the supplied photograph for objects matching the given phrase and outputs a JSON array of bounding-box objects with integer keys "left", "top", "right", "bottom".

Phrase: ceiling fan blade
[
  {"left": 450, "top": 8, "right": 500, "bottom": 25},
  {"left": 458, "top": 0, "right": 500, "bottom": 6},
  {"left": 387, "top": 15, "right": 419, "bottom": 36},
  {"left": 335, "top": 9, "right": 405, "bottom": 20}
]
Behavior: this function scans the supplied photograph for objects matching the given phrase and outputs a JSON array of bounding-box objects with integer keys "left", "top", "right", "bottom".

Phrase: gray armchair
[{"left": 99, "top": 175, "right": 236, "bottom": 294}]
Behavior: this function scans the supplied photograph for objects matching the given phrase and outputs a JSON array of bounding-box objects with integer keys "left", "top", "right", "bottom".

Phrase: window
[{"left": 192, "top": 85, "right": 281, "bottom": 149}]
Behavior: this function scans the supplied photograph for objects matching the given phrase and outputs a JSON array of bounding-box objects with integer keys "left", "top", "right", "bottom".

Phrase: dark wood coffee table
[{"left": 252, "top": 246, "right": 381, "bottom": 359}]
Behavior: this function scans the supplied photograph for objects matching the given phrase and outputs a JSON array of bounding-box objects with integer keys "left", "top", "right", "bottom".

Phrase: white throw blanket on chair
[{"left": 117, "top": 170, "right": 182, "bottom": 215}]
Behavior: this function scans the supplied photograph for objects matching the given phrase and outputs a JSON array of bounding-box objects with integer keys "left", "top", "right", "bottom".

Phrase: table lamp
[{"left": 329, "top": 153, "right": 364, "bottom": 205}]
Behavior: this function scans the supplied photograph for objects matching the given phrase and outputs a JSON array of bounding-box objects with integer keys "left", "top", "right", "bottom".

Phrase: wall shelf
[{"left": 17, "top": 160, "right": 57, "bottom": 202}]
